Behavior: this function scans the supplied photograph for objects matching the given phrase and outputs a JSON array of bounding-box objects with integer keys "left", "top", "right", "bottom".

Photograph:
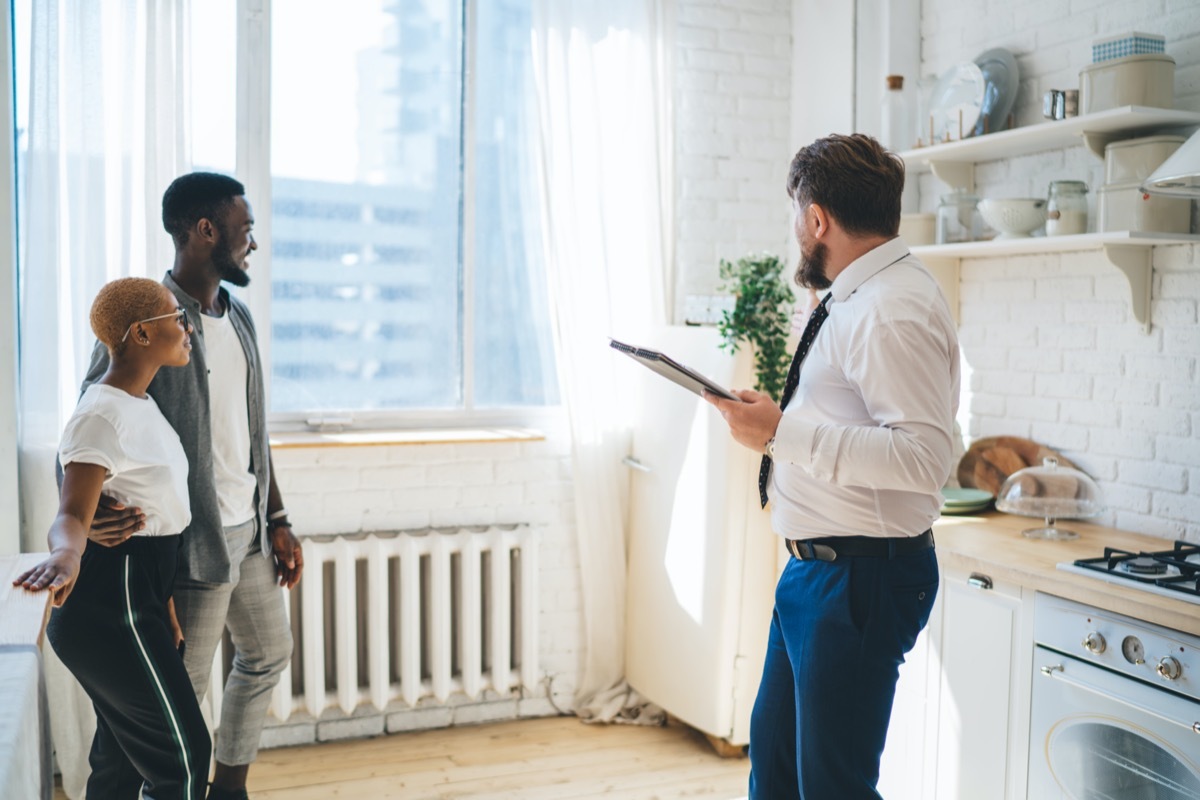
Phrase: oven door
[{"left": 1029, "top": 646, "right": 1200, "bottom": 799}]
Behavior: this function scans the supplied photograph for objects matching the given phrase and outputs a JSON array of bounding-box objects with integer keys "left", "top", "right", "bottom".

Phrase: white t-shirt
[
  {"left": 201, "top": 311, "right": 258, "bottom": 527},
  {"left": 59, "top": 384, "right": 192, "bottom": 537}
]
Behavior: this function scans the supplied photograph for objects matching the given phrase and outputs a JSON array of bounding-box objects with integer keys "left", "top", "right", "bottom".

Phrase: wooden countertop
[
  {"left": 0, "top": 554, "right": 53, "bottom": 648},
  {"left": 933, "top": 513, "right": 1200, "bottom": 637}
]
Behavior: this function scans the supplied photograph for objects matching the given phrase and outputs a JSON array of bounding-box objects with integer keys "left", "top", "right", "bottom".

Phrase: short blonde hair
[{"left": 90, "top": 278, "right": 169, "bottom": 355}]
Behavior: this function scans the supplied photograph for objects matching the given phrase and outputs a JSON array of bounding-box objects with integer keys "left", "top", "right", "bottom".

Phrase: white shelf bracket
[
  {"left": 1102, "top": 244, "right": 1152, "bottom": 334},
  {"left": 1081, "top": 131, "right": 1118, "bottom": 159},
  {"left": 928, "top": 161, "right": 975, "bottom": 194}
]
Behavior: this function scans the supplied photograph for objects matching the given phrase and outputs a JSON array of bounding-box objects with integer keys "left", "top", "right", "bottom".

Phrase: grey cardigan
[{"left": 79, "top": 271, "right": 271, "bottom": 583}]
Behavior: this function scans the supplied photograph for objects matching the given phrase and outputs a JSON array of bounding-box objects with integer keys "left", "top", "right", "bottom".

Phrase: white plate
[
  {"left": 973, "top": 48, "right": 1019, "bottom": 136},
  {"left": 928, "top": 62, "right": 985, "bottom": 143}
]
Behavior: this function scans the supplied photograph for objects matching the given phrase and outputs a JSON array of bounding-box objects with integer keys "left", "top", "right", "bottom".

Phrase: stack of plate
[
  {"left": 927, "top": 47, "right": 1018, "bottom": 142},
  {"left": 940, "top": 487, "right": 994, "bottom": 515}
]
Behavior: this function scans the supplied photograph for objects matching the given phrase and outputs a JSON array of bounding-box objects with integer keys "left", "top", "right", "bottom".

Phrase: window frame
[{"left": 234, "top": 0, "right": 559, "bottom": 434}]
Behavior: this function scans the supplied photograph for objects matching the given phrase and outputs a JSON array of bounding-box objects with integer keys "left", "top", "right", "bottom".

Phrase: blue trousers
[{"left": 748, "top": 544, "right": 938, "bottom": 799}]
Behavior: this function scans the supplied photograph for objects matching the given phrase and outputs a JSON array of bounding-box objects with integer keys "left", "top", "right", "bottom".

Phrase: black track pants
[{"left": 47, "top": 536, "right": 211, "bottom": 800}]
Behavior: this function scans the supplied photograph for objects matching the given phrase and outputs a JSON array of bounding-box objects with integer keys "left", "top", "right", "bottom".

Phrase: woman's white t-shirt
[{"left": 59, "top": 384, "right": 191, "bottom": 537}]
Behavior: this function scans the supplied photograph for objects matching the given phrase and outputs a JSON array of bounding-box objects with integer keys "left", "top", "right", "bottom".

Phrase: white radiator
[{"left": 208, "top": 525, "right": 538, "bottom": 724}]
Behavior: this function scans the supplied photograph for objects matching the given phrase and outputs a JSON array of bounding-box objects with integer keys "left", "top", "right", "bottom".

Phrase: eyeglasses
[{"left": 121, "top": 308, "right": 191, "bottom": 342}]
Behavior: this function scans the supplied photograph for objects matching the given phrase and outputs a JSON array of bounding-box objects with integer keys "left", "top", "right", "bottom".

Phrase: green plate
[
  {"left": 941, "top": 487, "right": 994, "bottom": 506},
  {"left": 940, "top": 502, "right": 992, "bottom": 515}
]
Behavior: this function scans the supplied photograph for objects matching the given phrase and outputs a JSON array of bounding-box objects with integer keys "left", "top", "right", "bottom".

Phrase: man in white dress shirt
[{"left": 706, "top": 133, "right": 961, "bottom": 799}]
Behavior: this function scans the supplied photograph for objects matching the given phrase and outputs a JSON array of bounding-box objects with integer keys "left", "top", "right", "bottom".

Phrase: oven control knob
[
  {"left": 1082, "top": 632, "right": 1107, "bottom": 654},
  {"left": 1157, "top": 657, "right": 1182, "bottom": 681}
]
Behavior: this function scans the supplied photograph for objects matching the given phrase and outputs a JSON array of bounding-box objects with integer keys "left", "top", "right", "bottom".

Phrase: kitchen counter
[{"left": 932, "top": 512, "right": 1200, "bottom": 637}]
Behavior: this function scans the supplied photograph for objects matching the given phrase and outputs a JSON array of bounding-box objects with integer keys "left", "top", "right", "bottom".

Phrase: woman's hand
[
  {"left": 167, "top": 597, "right": 185, "bottom": 650},
  {"left": 13, "top": 549, "right": 83, "bottom": 607}
]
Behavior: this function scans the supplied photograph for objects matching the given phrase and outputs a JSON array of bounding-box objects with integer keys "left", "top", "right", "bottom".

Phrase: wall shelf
[
  {"left": 912, "top": 232, "right": 1200, "bottom": 334},
  {"left": 900, "top": 106, "right": 1200, "bottom": 192}
]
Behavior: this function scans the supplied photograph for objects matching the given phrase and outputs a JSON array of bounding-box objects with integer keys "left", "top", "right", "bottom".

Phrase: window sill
[{"left": 269, "top": 427, "right": 546, "bottom": 450}]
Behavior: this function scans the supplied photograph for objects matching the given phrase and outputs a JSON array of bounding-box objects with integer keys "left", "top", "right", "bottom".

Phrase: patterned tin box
[{"left": 1092, "top": 32, "right": 1165, "bottom": 63}]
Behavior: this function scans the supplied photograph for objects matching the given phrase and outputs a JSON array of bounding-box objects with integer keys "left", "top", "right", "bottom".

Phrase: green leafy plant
[{"left": 716, "top": 253, "right": 795, "bottom": 400}]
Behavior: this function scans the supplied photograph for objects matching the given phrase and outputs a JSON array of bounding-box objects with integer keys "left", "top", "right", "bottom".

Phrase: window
[{"left": 193, "top": 0, "right": 558, "bottom": 423}]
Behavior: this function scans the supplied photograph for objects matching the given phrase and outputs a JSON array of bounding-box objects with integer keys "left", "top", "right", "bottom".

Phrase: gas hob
[{"left": 1056, "top": 540, "right": 1200, "bottom": 606}]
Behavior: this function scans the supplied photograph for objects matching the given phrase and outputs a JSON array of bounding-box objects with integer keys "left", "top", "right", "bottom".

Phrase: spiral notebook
[{"left": 609, "top": 338, "right": 739, "bottom": 401}]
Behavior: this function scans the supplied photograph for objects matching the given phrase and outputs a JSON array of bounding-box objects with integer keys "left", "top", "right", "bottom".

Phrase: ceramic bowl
[{"left": 978, "top": 198, "right": 1047, "bottom": 239}]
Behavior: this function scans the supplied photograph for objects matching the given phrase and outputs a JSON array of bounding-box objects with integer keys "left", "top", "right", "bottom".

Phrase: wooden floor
[{"left": 56, "top": 716, "right": 750, "bottom": 799}]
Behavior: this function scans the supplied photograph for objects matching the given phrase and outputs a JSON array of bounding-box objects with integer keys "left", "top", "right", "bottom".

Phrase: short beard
[
  {"left": 213, "top": 222, "right": 251, "bottom": 288},
  {"left": 795, "top": 240, "right": 831, "bottom": 290}
]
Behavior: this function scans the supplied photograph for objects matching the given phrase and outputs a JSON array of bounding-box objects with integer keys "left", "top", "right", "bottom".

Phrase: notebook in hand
[{"left": 609, "top": 338, "right": 739, "bottom": 401}]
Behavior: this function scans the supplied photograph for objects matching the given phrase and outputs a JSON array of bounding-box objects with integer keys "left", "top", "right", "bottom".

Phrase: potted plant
[{"left": 716, "top": 253, "right": 795, "bottom": 401}]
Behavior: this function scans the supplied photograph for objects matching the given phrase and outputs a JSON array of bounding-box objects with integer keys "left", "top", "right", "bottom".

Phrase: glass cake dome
[{"left": 994, "top": 457, "right": 1103, "bottom": 540}]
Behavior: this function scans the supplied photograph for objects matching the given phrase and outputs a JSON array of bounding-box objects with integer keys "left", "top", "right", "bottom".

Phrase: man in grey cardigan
[{"left": 81, "top": 172, "right": 303, "bottom": 800}]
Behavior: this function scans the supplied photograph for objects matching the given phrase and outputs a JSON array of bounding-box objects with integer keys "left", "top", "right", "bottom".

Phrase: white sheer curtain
[
  {"left": 530, "top": 0, "right": 674, "bottom": 722},
  {"left": 19, "top": 2, "right": 190, "bottom": 795}
]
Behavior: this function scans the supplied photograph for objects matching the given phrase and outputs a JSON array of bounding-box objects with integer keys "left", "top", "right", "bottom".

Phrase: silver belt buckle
[
  {"left": 812, "top": 543, "right": 837, "bottom": 561},
  {"left": 788, "top": 540, "right": 837, "bottom": 561}
]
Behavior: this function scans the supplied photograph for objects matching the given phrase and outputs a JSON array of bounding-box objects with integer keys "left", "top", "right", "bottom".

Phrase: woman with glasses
[{"left": 15, "top": 277, "right": 210, "bottom": 800}]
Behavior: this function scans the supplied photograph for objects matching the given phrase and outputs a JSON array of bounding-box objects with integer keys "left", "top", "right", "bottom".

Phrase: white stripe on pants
[{"left": 173, "top": 519, "right": 293, "bottom": 766}]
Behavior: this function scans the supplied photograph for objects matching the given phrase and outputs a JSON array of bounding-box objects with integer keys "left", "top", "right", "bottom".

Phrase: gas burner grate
[
  {"left": 1155, "top": 574, "right": 1200, "bottom": 597},
  {"left": 1072, "top": 540, "right": 1200, "bottom": 596}
]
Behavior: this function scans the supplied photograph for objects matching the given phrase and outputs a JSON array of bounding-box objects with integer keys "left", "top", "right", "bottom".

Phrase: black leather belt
[{"left": 786, "top": 529, "right": 934, "bottom": 562}]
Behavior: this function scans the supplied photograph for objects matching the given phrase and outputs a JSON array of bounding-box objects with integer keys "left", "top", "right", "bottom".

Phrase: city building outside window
[{"left": 194, "top": 0, "right": 559, "bottom": 425}]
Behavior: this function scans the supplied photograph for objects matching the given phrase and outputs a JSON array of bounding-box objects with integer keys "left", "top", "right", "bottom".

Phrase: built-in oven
[{"left": 1028, "top": 594, "right": 1200, "bottom": 799}]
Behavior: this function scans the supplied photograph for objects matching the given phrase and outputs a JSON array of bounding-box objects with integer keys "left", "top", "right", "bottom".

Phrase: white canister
[
  {"left": 1098, "top": 182, "right": 1191, "bottom": 234},
  {"left": 1079, "top": 54, "right": 1175, "bottom": 114},
  {"left": 1104, "top": 135, "right": 1186, "bottom": 184},
  {"left": 898, "top": 213, "right": 936, "bottom": 245}
]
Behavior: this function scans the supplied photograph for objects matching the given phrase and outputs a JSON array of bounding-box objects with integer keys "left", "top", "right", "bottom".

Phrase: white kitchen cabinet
[
  {"left": 880, "top": 562, "right": 1035, "bottom": 800},
  {"left": 933, "top": 565, "right": 1034, "bottom": 800}
]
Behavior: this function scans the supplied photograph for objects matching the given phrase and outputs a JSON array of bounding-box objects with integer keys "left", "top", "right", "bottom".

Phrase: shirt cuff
[{"left": 771, "top": 414, "right": 822, "bottom": 476}]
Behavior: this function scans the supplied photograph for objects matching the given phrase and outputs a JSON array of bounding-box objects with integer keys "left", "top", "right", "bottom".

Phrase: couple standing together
[{"left": 16, "top": 173, "right": 301, "bottom": 800}]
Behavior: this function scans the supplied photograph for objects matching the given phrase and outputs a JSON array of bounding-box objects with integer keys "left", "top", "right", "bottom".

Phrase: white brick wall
[
  {"left": 674, "top": 0, "right": 795, "bottom": 320},
  {"left": 923, "top": 0, "right": 1200, "bottom": 541}
]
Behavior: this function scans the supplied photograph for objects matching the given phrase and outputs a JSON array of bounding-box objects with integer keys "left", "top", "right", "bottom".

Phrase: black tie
[{"left": 758, "top": 293, "right": 832, "bottom": 508}]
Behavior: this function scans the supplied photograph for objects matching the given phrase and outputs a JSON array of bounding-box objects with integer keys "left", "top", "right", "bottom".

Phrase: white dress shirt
[{"left": 769, "top": 236, "right": 961, "bottom": 540}]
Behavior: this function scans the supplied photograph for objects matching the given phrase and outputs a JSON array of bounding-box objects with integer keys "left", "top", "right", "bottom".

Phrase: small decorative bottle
[{"left": 880, "top": 75, "right": 910, "bottom": 152}]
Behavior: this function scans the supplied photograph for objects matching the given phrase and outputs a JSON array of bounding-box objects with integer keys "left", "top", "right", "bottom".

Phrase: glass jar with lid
[
  {"left": 936, "top": 191, "right": 982, "bottom": 244},
  {"left": 1046, "top": 180, "right": 1088, "bottom": 236}
]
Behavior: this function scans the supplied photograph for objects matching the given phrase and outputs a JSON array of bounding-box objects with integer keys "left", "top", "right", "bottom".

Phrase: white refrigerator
[{"left": 622, "top": 325, "right": 782, "bottom": 747}]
